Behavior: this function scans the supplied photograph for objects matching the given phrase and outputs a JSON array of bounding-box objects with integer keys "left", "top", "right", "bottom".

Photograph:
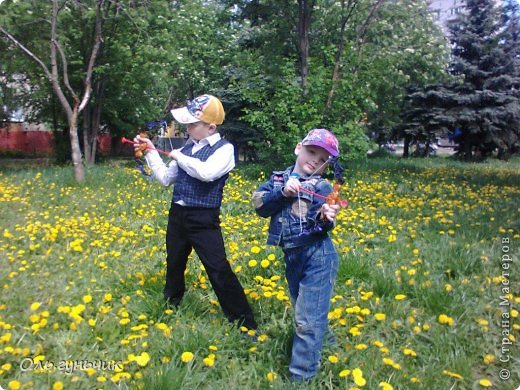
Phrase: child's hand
[
  {"left": 320, "top": 203, "right": 340, "bottom": 222},
  {"left": 169, "top": 149, "right": 182, "bottom": 161},
  {"left": 282, "top": 177, "right": 301, "bottom": 197},
  {"left": 133, "top": 135, "right": 154, "bottom": 155}
]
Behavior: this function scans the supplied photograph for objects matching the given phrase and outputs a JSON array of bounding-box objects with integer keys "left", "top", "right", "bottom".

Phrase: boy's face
[
  {"left": 293, "top": 144, "right": 330, "bottom": 176},
  {"left": 186, "top": 121, "right": 216, "bottom": 141}
]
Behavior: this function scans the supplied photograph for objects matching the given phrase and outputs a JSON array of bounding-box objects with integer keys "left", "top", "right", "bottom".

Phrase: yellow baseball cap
[{"left": 170, "top": 94, "right": 225, "bottom": 125}]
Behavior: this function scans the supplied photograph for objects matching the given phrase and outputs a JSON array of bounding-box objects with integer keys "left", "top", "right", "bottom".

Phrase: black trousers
[{"left": 164, "top": 203, "right": 257, "bottom": 329}]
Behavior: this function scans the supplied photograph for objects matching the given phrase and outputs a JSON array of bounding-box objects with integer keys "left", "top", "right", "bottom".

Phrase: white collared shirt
[{"left": 144, "top": 133, "right": 235, "bottom": 187}]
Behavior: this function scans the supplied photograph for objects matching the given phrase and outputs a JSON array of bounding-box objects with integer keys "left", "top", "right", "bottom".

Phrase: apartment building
[
  {"left": 428, "top": 0, "right": 505, "bottom": 35},
  {"left": 427, "top": 0, "right": 467, "bottom": 34}
]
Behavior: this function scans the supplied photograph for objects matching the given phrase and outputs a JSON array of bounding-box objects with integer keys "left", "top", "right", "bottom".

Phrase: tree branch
[
  {"left": 50, "top": 0, "right": 74, "bottom": 120},
  {"left": 0, "top": 27, "right": 52, "bottom": 80},
  {"left": 322, "top": 0, "right": 359, "bottom": 116},
  {"left": 79, "top": 0, "right": 105, "bottom": 112},
  {"left": 356, "top": 0, "right": 386, "bottom": 49},
  {"left": 53, "top": 38, "right": 78, "bottom": 102}
]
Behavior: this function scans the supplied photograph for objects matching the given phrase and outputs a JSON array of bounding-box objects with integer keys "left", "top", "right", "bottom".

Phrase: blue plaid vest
[{"left": 172, "top": 138, "right": 230, "bottom": 208}]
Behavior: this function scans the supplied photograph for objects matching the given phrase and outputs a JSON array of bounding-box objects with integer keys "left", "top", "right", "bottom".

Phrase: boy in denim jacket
[{"left": 252, "top": 129, "right": 341, "bottom": 381}]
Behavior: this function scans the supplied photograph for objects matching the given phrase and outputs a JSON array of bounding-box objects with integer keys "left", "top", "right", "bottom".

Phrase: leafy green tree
[
  {"left": 86, "top": 0, "right": 239, "bottom": 161},
  {"left": 1, "top": 0, "right": 105, "bottom": 180},
  {"left": 1, "top": 0, "right": 237, "bottom": 165},
  {"left": 358, "top": 0, "right": 449, "bottom": 144},
  {"left": 229, "top": 0, "right": 448, "bottom": 163}
]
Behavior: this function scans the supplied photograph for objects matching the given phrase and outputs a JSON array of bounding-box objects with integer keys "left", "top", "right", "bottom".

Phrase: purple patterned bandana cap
[{"left": 301, "top": 128, "right": 339, "bottom": 157}]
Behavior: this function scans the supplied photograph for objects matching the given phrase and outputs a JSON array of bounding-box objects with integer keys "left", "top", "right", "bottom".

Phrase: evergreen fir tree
[
  {"left": 398, "top": 0, "right": 519, "bottom": 160},
  {"left": 449, "top": 0, "right": 520, "bottom": 160}
]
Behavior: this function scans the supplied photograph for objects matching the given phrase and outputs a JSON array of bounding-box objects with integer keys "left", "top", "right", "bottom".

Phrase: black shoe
[
  {"left": 239, "top": 327, "right": 258, "bottom": 342},
  {"left": 164, "top": 297, "right": 181, "bottom": 309}
]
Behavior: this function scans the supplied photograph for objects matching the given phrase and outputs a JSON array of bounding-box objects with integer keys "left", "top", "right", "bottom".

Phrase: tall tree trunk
[
  {"left": 87, "top": 78, "right": 106, "bottom": 164},
  {"left": 70, "top": 107, "right": 85, "bottom": 181},
  {"left": 323, "top": 0, "right": 355, "bottom": 117},
  {"left": 323, "top": 0, "right": 384, "bottom": 117},
  {"left": 403, "top": 134, "right": 411, "bottom": 158},
  {"left": 298, "top": 0, "right": 313, "bottom": 96},
  {"left": 83, "top": 106, "right": 92, "bottom": 164}
]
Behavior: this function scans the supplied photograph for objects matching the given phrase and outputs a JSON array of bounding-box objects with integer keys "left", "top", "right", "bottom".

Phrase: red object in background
[
  {"left": 0, "top": 123, "right": 54, "bottom": 156},
  {"left": 97, "top": 132, "right": 112, "bottom": 156},
  {"left": 0, "top": 122, "right": 113, "bottom": 156}
]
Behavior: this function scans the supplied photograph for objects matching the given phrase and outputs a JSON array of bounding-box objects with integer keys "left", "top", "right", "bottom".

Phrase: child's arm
[
  {"left": 144, "top": 151, "right": 178, "bottom": 186},
  {"left": 135, "top": 134, "right": 178, "bottom": 186},
  {"left": 252, "top": 175, "right": 287, "bottom": 217},
  {"left": 307, "top": 180, "right": 338, "bottom": 232},
  {"left": 169, "top": 144, "right": 234, "bottom": 182}
]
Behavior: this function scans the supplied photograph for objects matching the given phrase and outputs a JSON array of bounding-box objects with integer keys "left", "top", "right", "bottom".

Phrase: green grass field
[{"left": 0, "top": 157, "right": 518, "bottom": 389}]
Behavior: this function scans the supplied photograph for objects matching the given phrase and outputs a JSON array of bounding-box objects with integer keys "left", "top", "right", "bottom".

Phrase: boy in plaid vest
[{"left": 135, "top": 94, "right": 257, "bottom": 330}]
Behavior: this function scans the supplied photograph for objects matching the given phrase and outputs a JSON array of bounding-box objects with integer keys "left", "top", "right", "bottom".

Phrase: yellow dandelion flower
[
  {"left": 339, "top": 369, "right": 350, "bottom": 377},
  {"left": 355, "top": 344, "right": 368, "bottom": 350},
  {"left": 374, "top": 313, "right": 386, "bottom": 321},
  {"left": 203, "top": 356, "right": 215, "bottom": 367},
  {"left": 379, "top": 382, "right": 393, "bottom": 390},
  {"left": 260, "top": 259, "right": 270, "bottom": 268},
  {"left": 104, "top": 293, "right": 112, "bottom": 302},
  {"left": 30, "top": 302, "right": 41, "bottom": 311},
  {"left": 328, "top": 355, "right": 339, "bottom": 363},
  {"left": 2, "top": 363, "right": 12, "bottom": 371},
  {"left": 266, "top": 372, "right": 277, "bottom": 381},
  {"left": 478, "top": 379, "right": 492, "bottom": 387},
  {"left": 442, "top": 370, "right": 464, "bottom": 380},
  {"left": 251, "top": 246, "right": 261, "bottom": 254},
  {"left": 352, "top": 368, "right": 366, "bottom": 387},
  {"left": 34, "top": 355, "right": 45, "bottom": 363},
  {"left": 52, "top": 381, "right": 64, "bottom": 390},
  {"left": 8, "top": 380, "right": 21, "bottom": 390},
  {"left": 83, "top": 295, "right": 92, "bottom": 304},
  {"left": 438, "top": 314, "right": 454, "bottom": 326},
  {"left": 394, "top": 294, "right": 407, "bottom": 300},
  {"left": 134, "top": 352, "right": 150, "bottom": 367},
  {"left": 483, "top": 354, "right": 495, "bottom": 364},
  {"left": 181, "top": 351, "right": 194, "bottom": 363},
  {"left": 403, "top": 348, "right": 417, "bottom": 357},
  {"left": 248, "top": 259, "right": 258, "bottom": 267}
]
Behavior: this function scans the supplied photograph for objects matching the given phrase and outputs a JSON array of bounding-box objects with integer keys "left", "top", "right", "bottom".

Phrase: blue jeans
[{"left": 283, "top": 237, "right": 339, "bottom": 381}]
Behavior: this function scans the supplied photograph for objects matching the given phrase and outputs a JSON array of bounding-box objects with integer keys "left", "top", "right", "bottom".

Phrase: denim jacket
[{"left": 253, "top": 166, "right": 335, "bottom": 249}]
